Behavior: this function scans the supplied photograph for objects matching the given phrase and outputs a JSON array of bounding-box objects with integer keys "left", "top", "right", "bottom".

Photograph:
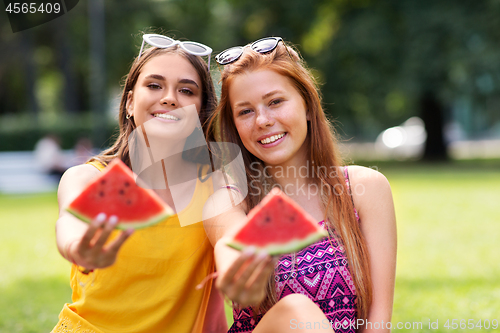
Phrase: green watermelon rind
[
  {"left": 66, "top": 206, "right": 174, "bottom": 230},
  {"left": 226, "top": 229, "right": 328, "bottom": 256}
]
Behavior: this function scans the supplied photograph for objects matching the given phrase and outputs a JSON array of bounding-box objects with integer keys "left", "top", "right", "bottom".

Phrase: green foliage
[
  {"left": 314, "top": 0, "right": 500, "bottom": 139},
  {"left": 2, "top": 0, "right": 500, "bottom": 143}
]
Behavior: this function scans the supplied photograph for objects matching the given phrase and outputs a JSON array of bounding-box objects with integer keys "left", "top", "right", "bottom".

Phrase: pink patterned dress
[{"left": 228, "top": 168, "right": 359, "bottom": 333}]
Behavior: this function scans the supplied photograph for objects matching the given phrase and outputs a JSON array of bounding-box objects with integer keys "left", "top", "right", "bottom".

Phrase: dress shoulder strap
[
  {"left": 343, "top": 166, "right": 360, "bottom": 223},
  {"left": 86, "top": 160, "right": 107, "bottom": 172}
]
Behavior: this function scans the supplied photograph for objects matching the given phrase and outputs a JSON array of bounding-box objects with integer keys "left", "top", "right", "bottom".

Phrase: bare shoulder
[
  {"left": 63, "top": 163, "right": 100, "bottom": 180},
  {"left": 346, "top": 165, "right": 390, "bottom": 188},
  {"left": 60, "top": 164, "right": 101, "bottom": 188},
  {"left": 203, "top": 186, "right": 247, "bottom": 222},
  {"left": 207, "top": 169, "right": 248, "bottom": 213},
  {"left": 57, "top": 164, "right": 101, "bottom": 212},
  {"left": 210, "top": 170, "right": 230, "bottom": 193},
  {"left": 345, "top": 165, "right": 393, "bottom": 220}
]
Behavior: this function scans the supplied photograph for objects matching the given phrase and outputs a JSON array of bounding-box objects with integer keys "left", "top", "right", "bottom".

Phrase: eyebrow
[
  {"left": 144, "top": 74, "right": 165, "bottom": 81},
  {"left": 179, "top": 79, "right": 200, "bottom": 88},
  {"left": 234, "top": 90, "right": 283, "bottom": 108},
  {"left": 144, "top": 74, "right": 200, "bottom": 88},
  {"left": 262, "top": 90, "right": 282, "bottom": 100}
]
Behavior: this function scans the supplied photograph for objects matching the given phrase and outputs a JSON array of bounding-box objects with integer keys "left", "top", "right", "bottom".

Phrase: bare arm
[
  {"left": 203, "top": 188, "right": 275, "bottom": 308},
  {"left": 349, "top": 166, "right": 397, "bottom": 332},
  {"left": 56, "top": 164, "right": 133, "bottom": 271}
]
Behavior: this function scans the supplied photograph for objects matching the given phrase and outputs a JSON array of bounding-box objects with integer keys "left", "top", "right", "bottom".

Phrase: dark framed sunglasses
[{"left": 215, "top": 37, "right": 292, "bottom": 65}]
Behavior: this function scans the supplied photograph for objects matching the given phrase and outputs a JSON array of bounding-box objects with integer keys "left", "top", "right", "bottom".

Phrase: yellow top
[{"left": 53, "top": 161, "right": 215, "bottom": 333}]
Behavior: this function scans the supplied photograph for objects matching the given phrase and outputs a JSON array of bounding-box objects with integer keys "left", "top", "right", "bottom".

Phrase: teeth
[
  {"left": 154, "top": 113, "right": 179, "bottom": 121},
  {"left": 260, "top": 133, "right": 285, "bottom": 145}
]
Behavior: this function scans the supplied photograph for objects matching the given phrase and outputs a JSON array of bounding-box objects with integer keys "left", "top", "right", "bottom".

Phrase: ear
[{"left": 126, "top": 91, "right": 134, "bottom": 117}]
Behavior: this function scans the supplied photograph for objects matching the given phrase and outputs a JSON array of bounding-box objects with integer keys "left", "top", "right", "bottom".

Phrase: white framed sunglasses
[
  {"left": 138, "top": 34, "right": 213, "bottom": 68},
  {"left": 215, "top": 37, "right": 292, "bottom": 65}
]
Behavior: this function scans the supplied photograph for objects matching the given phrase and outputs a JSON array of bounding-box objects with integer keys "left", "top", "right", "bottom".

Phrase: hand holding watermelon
[
  {"left": 65, "top": 213, "right": 134, "bottom": 272},
  {"left": 215, "top": 189, "right": 327, "bottom": 307},
  {"left": 215, "top": 245, "right": 277, "bottom": 308},
  {"left": 61, "top": 159, "right": 173, "bottom": 272}
]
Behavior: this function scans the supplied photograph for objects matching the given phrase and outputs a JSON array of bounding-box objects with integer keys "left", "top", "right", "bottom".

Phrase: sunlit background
[{"left": 1, "top": 0, "right": 499, "bottom": 332}]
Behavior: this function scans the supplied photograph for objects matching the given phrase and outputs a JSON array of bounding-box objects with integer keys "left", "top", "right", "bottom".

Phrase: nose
[
  {"left": 160, "top": 88, "right": 177, "bottom": 107},
  {"left": 255, "top": 108, "right": 274, "bottom": 128}
]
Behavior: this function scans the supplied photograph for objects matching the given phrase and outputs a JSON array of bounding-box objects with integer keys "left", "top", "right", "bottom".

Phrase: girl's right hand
[
  {"left": 215, "top": 246, "right": 277, "bottom": 308},
  {"left": 66, "top": 213, "right": 134, "bottom": 271}
]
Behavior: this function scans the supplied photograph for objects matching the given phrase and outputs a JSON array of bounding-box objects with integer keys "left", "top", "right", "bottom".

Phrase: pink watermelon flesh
[
  {"left": 226, "top": 188, "right": 328, "bottom": 255},
  {"left": 66, "top": 159, "right": 174, "bottom": 230}
]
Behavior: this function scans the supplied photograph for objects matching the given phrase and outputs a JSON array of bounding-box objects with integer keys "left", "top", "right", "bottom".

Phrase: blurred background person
[{"left": 34, "top": 134, "right": 69, "bottom": 179}]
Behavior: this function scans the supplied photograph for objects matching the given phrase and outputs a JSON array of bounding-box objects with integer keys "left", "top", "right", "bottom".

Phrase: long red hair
[{"left": 209, "top": 42, "right": 372, "bottom": 320}]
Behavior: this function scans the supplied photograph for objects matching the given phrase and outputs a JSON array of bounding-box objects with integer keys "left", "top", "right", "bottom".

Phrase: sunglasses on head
[
  {"left": 215, "top": 37, "right": 292, "bottom": 65},
  {"left": 138, "top": 34, "right": 213, "bottom": 68}
]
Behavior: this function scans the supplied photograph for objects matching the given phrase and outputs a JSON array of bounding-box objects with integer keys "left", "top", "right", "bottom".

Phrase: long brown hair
[
  {"left": 91, "top": 43, "right": 217, "bottom": 168},
  {"left": 209, "top": 42, "right": 372, "bottom": 320}
]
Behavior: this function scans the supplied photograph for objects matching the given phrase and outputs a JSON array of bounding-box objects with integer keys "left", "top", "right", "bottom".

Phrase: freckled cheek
[{"left": 235, "top": 122, "right": 253, "bottom": 145}]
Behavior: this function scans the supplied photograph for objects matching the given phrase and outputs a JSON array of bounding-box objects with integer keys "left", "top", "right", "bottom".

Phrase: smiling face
[
  {"left": 229, "top": 69, "right": 309, "bottom": 167},
  {"left": 126, "top": 53, "right": 203, "bottom": 138}
]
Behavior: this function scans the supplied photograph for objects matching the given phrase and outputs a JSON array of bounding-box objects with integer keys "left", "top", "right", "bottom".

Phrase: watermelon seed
[
  {"left": 124, "top": 182, "right": 130, "bottom": 187},
  {"left": 99, "top": 191, "right": 104, "bottom": 197},
  {"left": 101, "top": 180, "right": 106, "bottom": 185},
  {"left": 119, "top": 189, "right": 125, "bottom": 195},
  {"left": 265, "top": 216, "right": 270, "bottom": 223},
  {"left": 126, "top": 200, "right": 132, "bottom": 205}
]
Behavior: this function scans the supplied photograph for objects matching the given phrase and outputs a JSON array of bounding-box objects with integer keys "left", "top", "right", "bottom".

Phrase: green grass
[
  {"left": 376, "top": 161, "right": 500, "bottom": 332},
  {"left": 0, "top": 193, "right": 70, "bottom": 333},
  {"left": 1, "top": 161, "right": 499, "bottom": 332}
]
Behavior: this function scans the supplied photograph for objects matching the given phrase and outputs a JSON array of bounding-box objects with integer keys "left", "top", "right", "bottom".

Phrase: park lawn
[
  {"left": 0, "top": 162, "right": 499, "bottom": 332},
  {"left": 0, "top": 192, "right": 69, "bottom": 333},
  {"left": 379, "top": 162, "right": 500, "bottom": 332}
]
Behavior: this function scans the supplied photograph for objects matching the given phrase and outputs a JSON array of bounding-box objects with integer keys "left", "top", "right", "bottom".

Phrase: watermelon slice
[
  {"left": 226, "top": 188, "right": 328, "bottom": 255},
  {"left": 66, "top": 159, "right": 174, "bottom": 230}
]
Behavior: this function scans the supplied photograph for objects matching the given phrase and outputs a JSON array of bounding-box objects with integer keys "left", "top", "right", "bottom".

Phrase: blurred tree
[
  {"left": 311, "top": 0, "right": 500, "bottom": 159},
  {"left": 1, "top": 0, "right": 500, "bottom": 157}
]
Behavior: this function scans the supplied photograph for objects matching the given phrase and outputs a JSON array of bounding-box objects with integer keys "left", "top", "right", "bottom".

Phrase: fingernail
[
  {"left": 109, "top": 215, "right": 118, "bottom": 225},
  {"left": 243, "top": 246, "right": 256, "bottom": 256},
  {"left": 96, "top": 213, "right": 106, "bottom": 222},
  {"left": 256, "top": 251, "right": 269, "bottom": 260}
]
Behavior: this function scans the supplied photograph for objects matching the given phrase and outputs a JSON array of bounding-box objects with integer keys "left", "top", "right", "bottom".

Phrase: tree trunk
[
  {"left": 89, "top": 0, "right": 107, "bottom": 148},
  {"left": 420, "top": 91, "right": 448, "bottom": 160},
  {"left": 54, "top": 15, "right": 78, "bottom": 113},
  {"left": 22, "top": 30, "right": 39, "bottom": 117}
]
